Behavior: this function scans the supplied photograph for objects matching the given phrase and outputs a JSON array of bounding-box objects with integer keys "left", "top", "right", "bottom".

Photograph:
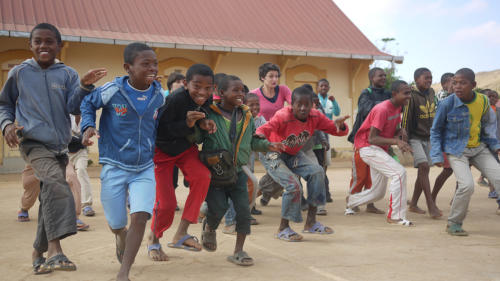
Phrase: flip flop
[
  {"left": 446, "top": 224, "right": 468, "bottom": 236},
  {"left": 167, "top": 234, "right": 202, "bottom": 252},
  {"left": 227, "top": 251, "right": 254, "bottom": 266},
  {"left": 18, "top": 210, "right": 30, "bottom": 222},
  {"left": 275, "top": 227, "right": 303, "bottom": 242},
  {"left": 302, "top": 221, "right": 334, "bottom": 234},
  {"left": 76, "top": 219, "right": 89, "bottom": 231},
  {"left": 201, "top": 219, "right": 217, "bottom": 252},
  {"left": 42, "top": 254, "right": 77, "bottom": 271},
  {"left": 33, "top": 257, "right": 51, "bottom": 275}
]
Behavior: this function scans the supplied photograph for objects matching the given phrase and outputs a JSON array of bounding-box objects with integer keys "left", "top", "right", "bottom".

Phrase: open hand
[
  {"left": 82, "top": 127, "right": 99, "bottom": 146},
  {"left": 81, "top": 68, "right": 107, "bottom": 87},
  {"left": 334, "top": 115, "right": 350, "bottom": 130},
  {"left": 186, "top": 111, "right": 206, "bottom": 128},
  {"left": 328, "top": 96, "right": 335, "bottom": 102},
  {"left": 268, "top": 142, "right": 284, "bottom": 152},
  {"left": 3, "top": 124, "right": 23, "bottom": 148},
  {"left": 199, "top": 119, "right": 217, "bottom": 134}
]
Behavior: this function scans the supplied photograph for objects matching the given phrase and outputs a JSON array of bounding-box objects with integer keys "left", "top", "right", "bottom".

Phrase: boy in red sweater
[{"left": 256, "top": 86, "right": 349, "bottom": 241}]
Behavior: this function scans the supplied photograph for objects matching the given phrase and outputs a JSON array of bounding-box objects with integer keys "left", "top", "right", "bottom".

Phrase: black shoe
[
  {"left": 260, "top": 197, "right": 269, "bottom": 206},
  {"left": 326, "top": 197, "right": 333, "bottom": 203},
  {"left": 251, "top": 206, "right": 262, "bottom": 215}
]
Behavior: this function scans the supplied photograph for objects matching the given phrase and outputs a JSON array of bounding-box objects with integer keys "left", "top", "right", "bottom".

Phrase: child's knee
[{"left": 130, "top": 211, "right": 150, "bottom": 225}]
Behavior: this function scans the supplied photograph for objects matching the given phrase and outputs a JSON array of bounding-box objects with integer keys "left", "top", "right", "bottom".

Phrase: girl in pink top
[{"left": 250, "top": 63, "right": 292, "bottom": 121}]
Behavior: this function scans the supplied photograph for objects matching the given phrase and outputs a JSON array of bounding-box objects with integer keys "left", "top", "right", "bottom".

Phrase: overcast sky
[{"left": 335, "top": 0, "right": 500, "bottom": 83}]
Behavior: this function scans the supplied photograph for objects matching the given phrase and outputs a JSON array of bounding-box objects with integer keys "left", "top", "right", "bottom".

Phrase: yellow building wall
[{"left": 1, "top": 37, "right": 371, "bottom": 167}]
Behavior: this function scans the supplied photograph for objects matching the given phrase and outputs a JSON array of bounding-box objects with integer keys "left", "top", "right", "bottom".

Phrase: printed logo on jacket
[{"left": 113, "top": 104, "right": 128, "bottom": 116}]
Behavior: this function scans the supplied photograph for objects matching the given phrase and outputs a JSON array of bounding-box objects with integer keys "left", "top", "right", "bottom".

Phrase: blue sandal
[
  {"left": 302, "top": 221, "right": 334, "bottom": 234},
  {"left": 275, "top": 227, "right": 303, "bottom": 242},
  {"left": 167, "top": 235, "right": 202, "bottom": 252}
]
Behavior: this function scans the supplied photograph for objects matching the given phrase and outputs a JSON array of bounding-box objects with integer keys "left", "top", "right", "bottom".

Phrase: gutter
[{"left": 1, "top": 30, "right": 404, "bottom": 64}]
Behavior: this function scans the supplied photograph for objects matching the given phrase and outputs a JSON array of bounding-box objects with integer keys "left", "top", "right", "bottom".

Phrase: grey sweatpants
[
  {"left": 448, "top": 143, "right": 500, "bottom": 225},
  {"left": 19, "top": 140, "right": 77, "bottom": 253}
]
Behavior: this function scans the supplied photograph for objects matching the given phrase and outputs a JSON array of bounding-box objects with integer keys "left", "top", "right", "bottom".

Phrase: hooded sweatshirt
[
  {"left": 402, "top": 87, "right": 436, "bottom": 140},
  {"left": 0, "top": 58, "right": 93, "bottom": 153}
]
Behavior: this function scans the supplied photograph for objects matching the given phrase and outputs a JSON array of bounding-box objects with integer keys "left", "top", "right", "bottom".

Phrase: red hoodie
[{"left": 256, "top": 107, "right": 348, "bottom": 155}]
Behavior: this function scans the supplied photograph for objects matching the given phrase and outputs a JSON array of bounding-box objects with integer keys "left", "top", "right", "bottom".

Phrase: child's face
[
  {"left": 317, "top": 81, "right": 330, "bottom": 95},
  {"left": 29, "top": 29, "right": 61, "bottom": 69},
  {"left": 452, "top": 74, "right": 476, "bottom": 102},
  {"left": 487, "top": 92, "right": 499, "bottom": 106},
  {"left": 245, "top": 96, "right": 260, "bottom": 118},
  {"left": 221, "top": 80, "right": 245, "bottom": 108},
  {"left": 393, "top": 84, "right": 412, "bottom": 107},
  {"left": 124, "top": 50, "right": 158, "bottom": 89},
  {"left": 171, "top": 80, "right": 184, "bottom": 92},
  {"left": 415, "top": 71, "right": 433, "bottom": 91},
  {"left": 292, "top": 96, "right": 313, "bottom": 121},
  {"left": 442, "top": 79, "right": 453, "bottom": 93},
  {"left": 186, "top": 75, "right": 214, "bottom": 106},
  {"left": 262, "top": 70, "right": 279, "bottom": 88},
  {"left": 372, "top": 70, "right": 386, "bottom": 88}
]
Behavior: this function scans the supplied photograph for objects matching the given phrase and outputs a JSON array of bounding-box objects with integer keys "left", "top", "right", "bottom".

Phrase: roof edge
[{"left": 0, "top": 30, "right": 403, "bottom": 63}]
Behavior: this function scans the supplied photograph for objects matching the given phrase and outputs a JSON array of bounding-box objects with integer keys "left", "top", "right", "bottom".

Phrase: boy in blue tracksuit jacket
[
  {"left": 430, "top": 68, "right": 500, "bottom": 237},
  {"left": 80, "top": 43, "right": 164, "bottom": 280}
]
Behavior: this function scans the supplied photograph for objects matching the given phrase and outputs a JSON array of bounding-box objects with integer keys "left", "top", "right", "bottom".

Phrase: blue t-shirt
[{"left": 124, "top": 79, "right": 154, "bottom": 115}]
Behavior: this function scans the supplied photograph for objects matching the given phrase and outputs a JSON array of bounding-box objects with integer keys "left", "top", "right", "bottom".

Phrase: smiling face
[
  {"left": 124, "top": 50, "right": 158, "bottom": 90},
  {"left": 415, "top": 71, "right": 433, "bottom": 92},
  {"left": 245, "top": 96, "right": 260, "bottom": 118},
  {"left": 29, "top": 28, "right": 61, "bottom": 69},
  {"left": 261, "top": 70, "right": 280, "bottom": 88},
  {"left": 452, "top": 74, "right": 476, "bottom": 102},
  {"left": 292, "top": 95, "right": 313, "bottom": 121},
  {"left": 487, "top": 91, "right": 499, "bottom": 106},
  {"left": 372, "top": 69, "right": 387, "bottom": 88},
  {"left": 393, "top": 84, "right": 412, "bottom": 107},
  {"left": 186, "top": 74, "right": 214, "bottom": 106},
  {"left": 317, "top": 81, "right": 330, "bottom": 96}
]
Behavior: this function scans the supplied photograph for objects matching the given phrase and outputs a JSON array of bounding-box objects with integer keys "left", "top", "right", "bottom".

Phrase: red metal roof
[{"left": 0, "top": 0, "right": 399, "bottom": 60}]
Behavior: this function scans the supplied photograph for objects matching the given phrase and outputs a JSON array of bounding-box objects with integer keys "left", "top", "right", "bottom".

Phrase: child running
[
  {"left": 346, "top": 67, "right": 391, "bottom": 215},
  {"left": 402, "top": 68, "right": 441, "bottom": 218},
  {"left": 199, "top": 75, "right": 282, "bottom": 265},
  {"left": 347, "top": 80, "right": 414, "bottom": 226},
  {"left": 147, "top": 64, "right": 215, "bottom": 261},
  {"left": 430, "top": 68, "right": 500, "bottom": 236},
  {"left": 81, "top": 42, "right": 164, "bottom": 280},
  {"left": 256, "top": 85, "right": 349, "bottom": 241},
  {"left": 0, "top": 23, "right": 105, "bottom": 274}
]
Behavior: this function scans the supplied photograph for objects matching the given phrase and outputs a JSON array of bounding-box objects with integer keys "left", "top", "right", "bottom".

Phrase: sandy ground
[{"left": 1, "top": 164, "right": 500, "bottom": 281}]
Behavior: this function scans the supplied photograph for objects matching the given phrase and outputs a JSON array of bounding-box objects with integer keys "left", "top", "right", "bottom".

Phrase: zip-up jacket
[
  {"left": 0, "top": 58, "right": 93, "bottom": 153},
  {"left": 196, "top": 104, "right": 270, "bottom": 172},
  {"left": 80, "top": 76, "right": 164, "bottom": 171},
  {"left": 430, "top": 93, "right": 500, "bottom": 164},
  {"left": 402, "top": 88, "right": 437, "bottom": 140}
]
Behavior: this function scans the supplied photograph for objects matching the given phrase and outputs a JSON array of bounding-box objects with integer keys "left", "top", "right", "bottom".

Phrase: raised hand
[
  {"left": 82, "top": 127, "right": 100, "bottom": 146},
  {"left": 186, "top": 111, "right": 206, "bottom": 128},
  {"left": 81, "top": 68, "right": 107, "bottom": 87},
  {"left": 199, "top": 119, "right": 217, "bottom": 134},
  {"left": 3, "top": 124, "right": 23, "bottom": 148},
  {"left": 334, "top": 115, "right": 350, "bottom": 129}
]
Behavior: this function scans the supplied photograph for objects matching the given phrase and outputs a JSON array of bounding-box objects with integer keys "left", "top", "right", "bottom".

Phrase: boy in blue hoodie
[
  {"left": 80, "top": 43, "right": 164, "bottom": 280},
  {"left": 0, "top": 23, "right": 105, "bottom": 274},
  {"left": 430, "top": 68, "right": 500, "bottom": 236}
]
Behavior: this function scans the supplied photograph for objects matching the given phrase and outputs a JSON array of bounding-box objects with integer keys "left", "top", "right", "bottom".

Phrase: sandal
[
  {"left": 201, "top": 218, "right": 217, "bottom": 252},
  {"left": 316, "top": 208, "right": 327, "bottom": 216},
  {"left": 303, "top": 221, "right": 334, "bottom": 234},
  {"left": 76, "top": 219, "right": 89, "bottom": 231},
  {"left": 33, "top": 256, "right": 52, "bottom": 275},
  {"left": 82, "top": 206, "right": 95, "bottom": 217},
  {"left": 275, "top": 227, "right": 303, "bottom": 242},
  {"left": 18, "top": 210, "right": 30, "bottom": 222},
  {"left": 42, "top": 254, "right": 77, "bottom": 271},
  {"left": 446, "top": 223, "right": 468, "bottom": 236},
  {"left": 387, "top": 219, "right": 415, "bottom": 227},
  {"left": 167, "top": 235, "right": 202, "bottom": 252},
  {"left": 227, "top": 251, "right": 254, "bottom": 266}
]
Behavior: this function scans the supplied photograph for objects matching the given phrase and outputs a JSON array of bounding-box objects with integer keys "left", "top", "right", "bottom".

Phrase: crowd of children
[{"left": 1, "top": 23, "right": 500, "bottom": 279}]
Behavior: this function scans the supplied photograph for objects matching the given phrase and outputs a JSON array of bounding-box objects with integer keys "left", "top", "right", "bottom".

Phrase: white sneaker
[{"left": 344, "top": 208, "right": 356, "bottom": 215}]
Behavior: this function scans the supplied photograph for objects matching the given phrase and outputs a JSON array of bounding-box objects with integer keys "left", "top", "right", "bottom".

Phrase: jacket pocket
[
  {"left": 119, "top": 139, "right": 131, "bottom": 152},
  {"left": 147, "top": 138, "right": 153, "bottom": 152}
]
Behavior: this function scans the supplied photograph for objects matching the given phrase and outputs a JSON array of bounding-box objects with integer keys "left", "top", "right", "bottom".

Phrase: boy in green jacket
[{"left": 198, "top": 75, "right": 282, "bottom": 266}]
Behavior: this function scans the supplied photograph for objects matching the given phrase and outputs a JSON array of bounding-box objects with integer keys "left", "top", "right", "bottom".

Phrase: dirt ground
[{"left": 1, "top": 164, "right": 500, "bottom": 281}]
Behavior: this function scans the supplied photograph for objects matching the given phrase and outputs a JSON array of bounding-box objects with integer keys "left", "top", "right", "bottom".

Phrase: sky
[{"left": 334, "top": 0, "right": 500, "bottom": 83}]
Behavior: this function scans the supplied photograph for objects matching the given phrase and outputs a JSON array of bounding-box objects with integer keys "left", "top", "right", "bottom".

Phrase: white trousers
[
  {"left": 69, "top": 148, "right": 93, "bottom": 207},
  {"left": 347, "top": 145, "right": 407, "bottom": 220}
]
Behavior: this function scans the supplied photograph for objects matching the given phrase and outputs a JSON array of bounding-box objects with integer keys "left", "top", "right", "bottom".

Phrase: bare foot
[
  {"left": 407, "top": 201, "right": 426, "bottom": 214},
  {"left": 366, "top": 203, "right": 385, "bottom": 214},
  {"left": 147, "top": 232, "right": 168, "bottom": 261},
  {"left": 116, "top": 272, "right": 131, "bottom": 281},
  {"left": 171, "top": 234, "right": 202, "bottom": 251},
  {"left": 429, "top": 207, "right": 443, "bottom": 219},
  {"left": 115, "top": 228, "right": 127, "bottom": 263}
]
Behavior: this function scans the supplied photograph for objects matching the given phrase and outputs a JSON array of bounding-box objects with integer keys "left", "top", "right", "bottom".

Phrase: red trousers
[
  {"left": 349, "top": 148, "right": 372, "bottom": 194},
  {"left": 151, "top": 146, "right": 210, "bottom": 238}
]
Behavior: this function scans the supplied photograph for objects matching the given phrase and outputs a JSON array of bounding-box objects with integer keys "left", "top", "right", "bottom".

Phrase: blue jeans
[
  {"left": 260, "top": 151, "right": 325, "bottom": 223},
  {"left": 224, "top": 199, "right": 236, "bottom": 226}
]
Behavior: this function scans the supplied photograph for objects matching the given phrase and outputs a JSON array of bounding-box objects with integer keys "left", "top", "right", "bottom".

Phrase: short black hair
[
  {"left": 318, "top": 78, "right": 329, "bottom": 85},
  {"left": 219, "top": 75, "right": 241, "bottom": 92},
  {"left": 414, "top": 67, "right": 431, "bottom": 81},
  {"left": 489, "top": 90, "right": 499, "bottom": 98},
  {"left": 291, "top": 86, "right": 314, "bottom": 104},
  {"left": 166, "top": 72, "right": 185, "bottom": 91},
  {"left": 455, "top": 68, "right": 475, "bottom": 83},
  {"left": 244, "top": 92, "right": 259, "bottom": 103},
  {"left": 301, "top": 83, "right": 314, "bottom": 92},
  {"left": 30, "top": 23, "right": 62, "bottom": 44},
  {"left": 124, "top": 42, "right": 154, "bottom": 64},
  {"left": 479, "top": 89, "right": 491, "bottom": 94},
  {"left": 391, "top": 80, "right": 408, "bottom": 93},
  {"left": 214, "top": 73, "right": 227, "bottom": 89},
  {"left": 243, "top": 84, "right": 249, "bottom": 94},
  {"left": 368, "top": 67, "right": 384, "bottom": 81},
  {"left": 186, "top": 64, "right": 214, "bottom": 83},
  {"left": 440, "top": 72, "right": 454, "bottom": 86},
  {"left": 258, "top": 63, "right": 281, "bottom": 82}
]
